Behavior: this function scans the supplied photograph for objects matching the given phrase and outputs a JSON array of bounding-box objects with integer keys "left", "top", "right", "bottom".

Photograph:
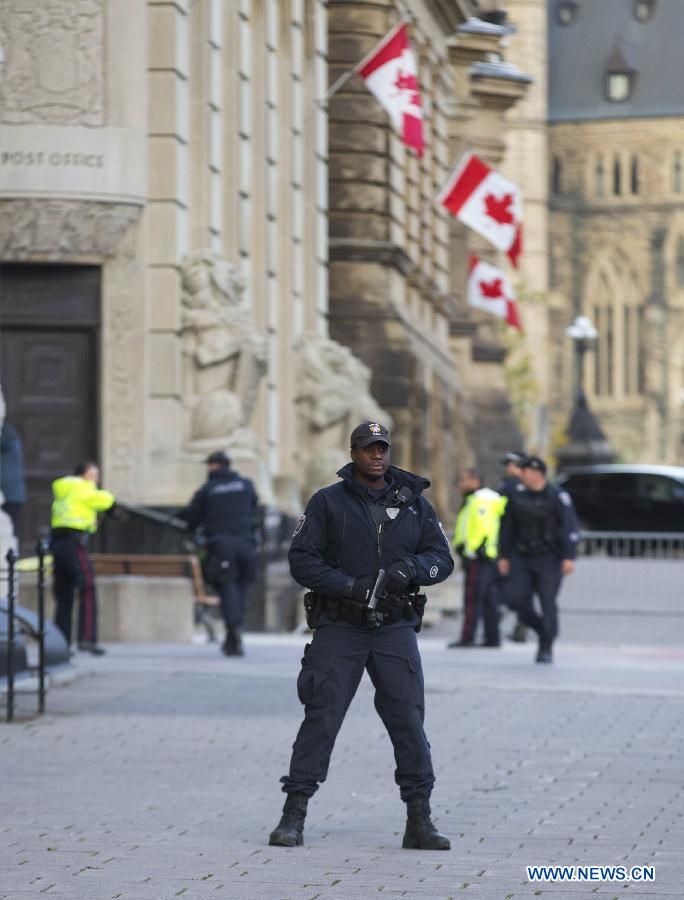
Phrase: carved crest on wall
[
  {"left": 0, "top": 0, "right": 104, "bottom": 125},
  {"left": 0, "top": 198, "right": 140, "bottom": 260}
]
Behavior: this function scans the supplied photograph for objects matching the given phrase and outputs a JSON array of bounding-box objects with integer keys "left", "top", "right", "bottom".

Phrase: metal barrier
[
  {"left": 578, "top": 530, "right": 684, "bottom": 560},
  {"left": 5, "top": 548, "right": 16, "bottom": 722},
  {"left": 563, "top": 531, "right": 684, "bottom": 621}
]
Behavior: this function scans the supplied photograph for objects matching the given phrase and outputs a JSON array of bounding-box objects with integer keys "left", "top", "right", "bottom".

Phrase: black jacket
[
  {"left": 288, "top": 463, "right": 454, "bottom": 598},
  {"left": 499, "top": 483, "right": 580, "bottom": 560},
  {"left": 180, "top": 469, "right": 258, "bottom": 540},
  {"left": 497, "top": 474, "right": 524, "bottom": 500}
]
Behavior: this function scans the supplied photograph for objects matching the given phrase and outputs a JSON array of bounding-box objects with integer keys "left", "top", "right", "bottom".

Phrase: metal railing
[
  {"left": 562, "top": 531, "right": 684, "bottom": 623},
  {"left": 2, "top": 543, "right": 50, "bottom": 722},
  {"left": 578, "top": 530, "right": 684, "bottom": 560}
]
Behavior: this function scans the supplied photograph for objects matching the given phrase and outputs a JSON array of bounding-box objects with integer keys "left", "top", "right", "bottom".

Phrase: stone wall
[{"left": 550, "top": 118, "right": 684, "bottom": 463}]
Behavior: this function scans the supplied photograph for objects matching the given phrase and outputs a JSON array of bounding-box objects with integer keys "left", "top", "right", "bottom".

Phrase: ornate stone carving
[
  {"left": 0, "top": 199, "right": 140, "bottom": 260},
  {"left": 0, "top": 0, "right": 104, "bottom": 125},
  {"left": 296, "top": 333, "right": 391, "bottom": 496},
  {"left": 180, "top": 251, "right": 267, "bottom": 451},
  {"left": 101, "top": 220, "right": 145, "bottom": 502}
]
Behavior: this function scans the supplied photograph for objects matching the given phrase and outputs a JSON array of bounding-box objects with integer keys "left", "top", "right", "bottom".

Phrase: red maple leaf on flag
[
  {"left": 394, "top": 70, "right": 420, "bottom": 105},
  {"left": 479, "top": 278, "right": 504, "bottom": 299},
  {"left": 395, "top": 71, "right": 418, "bottom": 92},
  {"left": 484, "top": 192, "right": 515, "bottom": 225}
]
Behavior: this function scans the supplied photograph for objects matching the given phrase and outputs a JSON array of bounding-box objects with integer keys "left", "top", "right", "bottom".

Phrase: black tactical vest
[{"left": 514, "top": 488, "right": 562, "bottom": 556}]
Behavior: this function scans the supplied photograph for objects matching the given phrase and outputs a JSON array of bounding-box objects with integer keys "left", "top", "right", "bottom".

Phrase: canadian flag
[
  {"left": 467, "top": 255, "right": 523, "bottom": 330},
  {"left": 357, "top": 22, "right": 424, "bottom": 157},
  {"left": 437, "top": 153, "right": 523, "bottom": 268}
]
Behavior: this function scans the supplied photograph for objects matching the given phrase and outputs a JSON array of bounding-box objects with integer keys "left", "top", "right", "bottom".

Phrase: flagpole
[{"left": 317, "top": 14, "right": 412, "bottom": 106}]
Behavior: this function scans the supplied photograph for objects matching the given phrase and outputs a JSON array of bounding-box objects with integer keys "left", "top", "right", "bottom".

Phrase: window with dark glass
[
  {"left": 673, "top": 152, "right": 682, "bottom": 193},
  {"left": 595, "top": 157, "right": 605, "bottom": 197},
  {"left": 613, "top": 157, "right": 622, "bottom": 195},
  {"left": 630, "top": 156, "right": 639, "bottom": 194},
  {"left": 676, "top": 236, "right": 684, "bottom": 287},
  {"left": 551, "top": 155, "right": 562, "bottom": 194}
]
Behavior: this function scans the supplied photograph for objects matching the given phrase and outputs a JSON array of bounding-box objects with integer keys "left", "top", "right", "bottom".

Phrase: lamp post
[
  {"left": 566, "top": 315, "right": 598, "bottom": 404},
  {"left": 556, "top": 315, "right": 614, "bottom": 472}
]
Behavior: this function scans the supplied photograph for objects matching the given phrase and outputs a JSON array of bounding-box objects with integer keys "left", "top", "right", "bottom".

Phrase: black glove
[
  {"left": 350, "top": 577, "right": 374, "bottom": 604},
  {"left": 375, "top": 591, "right": 403, "bottom": 615},
  {"left": 385, "top": 561, "right": 412, "bottom": 594},
  {"left": 454, "top": 542, "right": 465, "bottom": 558}
]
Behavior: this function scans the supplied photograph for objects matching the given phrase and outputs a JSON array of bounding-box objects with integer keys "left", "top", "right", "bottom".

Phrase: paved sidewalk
[{"left": 3, "top": 634, "right": 684, "bottom": 899}]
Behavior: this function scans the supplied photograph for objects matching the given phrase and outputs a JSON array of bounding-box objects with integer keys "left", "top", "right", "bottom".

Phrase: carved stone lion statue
[
  {"left": 180, "top": 251, "right": 267, "bottom": 447},
  {"left": 296, "top": 333, "right": 391, "bottom": 496}
]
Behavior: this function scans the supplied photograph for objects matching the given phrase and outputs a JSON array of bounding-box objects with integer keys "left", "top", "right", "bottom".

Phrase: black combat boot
[
  {"left": 223, "top": 628, "right": 245, "bottom": 656},
  {"left": 535, "top": 635, "right": 553, "bottom": 664},
  {"left": 268, "top": 793, "right": 308, "bottom": 847},
  {"left": 402, "top": 797, "right": 451, "bottom": 850}
]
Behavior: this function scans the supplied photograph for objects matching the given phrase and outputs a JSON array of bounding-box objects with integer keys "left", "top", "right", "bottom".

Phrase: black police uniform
[
  {"left": 272, "top": 457, "right": 453, "bottom": 847},
  {"left": 498, "top": 481, "right": 579, "bottom": 654},
  {"left": 180, "top": 466, "right": 258, "bottom": 651}
]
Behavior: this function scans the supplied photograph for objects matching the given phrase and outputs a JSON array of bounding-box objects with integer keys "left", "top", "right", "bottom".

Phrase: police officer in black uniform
[
  {"left": 497, "top": 451, "right": 528, "bottom": 643},
  {"left": 180, "top": 451, "right": 258, "bottom": 656},
  {"left": 497, "top": 455, "right": 579, "bottom": 664},
  {"left": 269, "top": 421, "right": 453, "bottom": 850}
]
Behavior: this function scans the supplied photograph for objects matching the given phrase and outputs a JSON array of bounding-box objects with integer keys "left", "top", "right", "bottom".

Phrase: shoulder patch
[
  {"left": 292, "top": 514, "right": 306, "bottom": 537},
  {"left": 559, "top": 491, "right": 572, "bottom": 507},
  {"left": 429, "top": 565, "right": 439, "bottom": 578}
]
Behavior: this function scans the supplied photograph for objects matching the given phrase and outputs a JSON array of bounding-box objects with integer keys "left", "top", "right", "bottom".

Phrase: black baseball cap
[
  {"left": 350, "top": 421, "right": 391, "bottom": 449},
  {"left": 206, "top": 450, "right": 230, "bottom": 466},
  {"left": 500, "top": 451, "right": 526, "bottom": 465},
  {"left": 521, "top": 455, "right": 547, "bottom": 474}
]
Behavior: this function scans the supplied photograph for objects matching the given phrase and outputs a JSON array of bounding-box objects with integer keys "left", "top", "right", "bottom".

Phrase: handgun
[{"left": 366, "top": 568, "right": 388, "bottom": 628}]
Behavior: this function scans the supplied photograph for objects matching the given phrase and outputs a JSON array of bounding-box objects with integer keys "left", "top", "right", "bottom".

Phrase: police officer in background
[
  {"left": 448, "top": 469, "right": 505, "bottom": 648},
  {"left": 497, "top": 451, "right": 528, "bottom": 643},
  {"left": 497, "top": 456, "right": 579, "bottom": 664},
  {"left": 51, "top": 461, "right": 115, "bottom": 655},
  {"left": 180, "top": 451, "right": 258, "bottom": 656},
  {"left": 269, "top": 421, "right": 453, "bottom": 850}
]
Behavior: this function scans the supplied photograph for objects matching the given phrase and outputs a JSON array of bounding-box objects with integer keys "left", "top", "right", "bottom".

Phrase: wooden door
[{"left": 1, "top": 265, "right": 99, "bottom": 553}]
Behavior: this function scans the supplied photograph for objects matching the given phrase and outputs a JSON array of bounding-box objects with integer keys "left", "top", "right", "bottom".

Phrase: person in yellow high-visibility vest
[
  {"left": 50, "top": 461, "right": 115, "bottom": 655},
  {"left": 448, "top": 469, "right": 506, "bottom": 648}
]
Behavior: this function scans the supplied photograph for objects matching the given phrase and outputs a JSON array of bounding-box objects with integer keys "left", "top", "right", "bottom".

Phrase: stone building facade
[
  {"left": 547, "top": 0, "right": 684, "bottom": 464},
  {"left": 0, "top": 0, "right": 531, "bottom": 557}
]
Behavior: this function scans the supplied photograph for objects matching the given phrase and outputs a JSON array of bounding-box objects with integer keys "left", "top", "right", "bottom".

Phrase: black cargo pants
[{"left": 280, "top": 615, "right": 435, "bottom": 802}]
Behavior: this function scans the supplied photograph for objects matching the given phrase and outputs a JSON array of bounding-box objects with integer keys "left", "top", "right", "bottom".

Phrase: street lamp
[
  {"left": 566, "top": 315, "right": 598, "bottom": 403},
  {"left": 556, "top": 315, "right": 614, "bottom": 472}
]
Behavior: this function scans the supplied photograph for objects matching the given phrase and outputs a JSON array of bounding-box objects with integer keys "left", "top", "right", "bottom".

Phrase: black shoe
[
  {"left": 402, "top": 796, "right": 450, "bottom": 850},
  {"left": 535, "top": 636, "right": 553, "bottom": 664},
  {"left": 479, "top": 640, "right": 501, "bottom": 648},
  {"left": 269, "top": 793, "right": 308, "bottom": 847},
  {"left": 447, "top": 639, "right": 474, "bottom": 648},
  {"left": 509, "top": 622, "right": 528, "bottom": 643},
  {"left": 78, "top": 641, "right": 106, "bottom": 656},
  {"left": 223, "top": 628, "right": 245, "bottom": 657}
]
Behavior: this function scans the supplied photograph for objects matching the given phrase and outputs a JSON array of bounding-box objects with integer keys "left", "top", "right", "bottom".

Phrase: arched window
[
  {"left": 595, "top": 157, "right": 605, "bottom": 197},
  {"left": 630, "top": 156, "right": 639, "bottom": 194},
  {"left": 673, "top": 152, "right": 682, "bottom": 193},
  {"left": 613, "top": 156, "right": 622, "bottom": 195},
  {"left": 676, "top": 236, "right": 684, "bottom": 287},
  {"left": 586, "top": 253, "right": 644, "bottom": 398},
  {"left": 551, "top": 155, "right": 563, "bottom": 194}
]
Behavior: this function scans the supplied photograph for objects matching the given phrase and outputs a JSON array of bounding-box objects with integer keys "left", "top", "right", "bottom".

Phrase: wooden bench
[
  {"left": 90, "top": 553, "right": 219, "bottom": 607},
  {"left": 90, "top": 553, "right": 222, "bottom": 642}
]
